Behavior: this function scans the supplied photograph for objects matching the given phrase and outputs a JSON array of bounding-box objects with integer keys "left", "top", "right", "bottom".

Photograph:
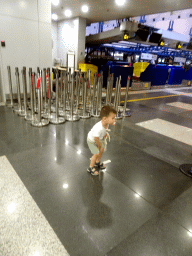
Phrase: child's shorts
[{"left": 87, "top": 137, "right": 107, "bottom": 154}]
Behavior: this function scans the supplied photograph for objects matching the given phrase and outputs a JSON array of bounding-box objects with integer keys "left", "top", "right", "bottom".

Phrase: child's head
[{"left": 100, "top": 105, "right": 117, "bottom": 125}]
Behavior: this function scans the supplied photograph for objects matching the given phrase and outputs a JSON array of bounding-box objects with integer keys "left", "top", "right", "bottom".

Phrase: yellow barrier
[
  {"left": 133, "top": 62, "right": 149, "bottom": 77},
  {"left": 79, "top": 63, "right": 98, "bottom": 85}
]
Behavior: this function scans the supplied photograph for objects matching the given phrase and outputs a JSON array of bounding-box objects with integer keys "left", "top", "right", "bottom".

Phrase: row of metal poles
[{"left": 6, "top": 66, "right": 131, "bottom": 127}]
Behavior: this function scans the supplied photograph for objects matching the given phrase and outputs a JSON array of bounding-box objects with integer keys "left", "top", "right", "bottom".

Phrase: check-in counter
[
  {"left": 184, "top": 66, "right": 192, "bottom": 81},
  {"left": 140, "top": 64, "right": 168, "bottom": 86},
  {"left": 101, "top": 61, "right": 133, "bottom": 88},
  {"left": 168, "top": 66, "right": 185, "bottom": 85}
]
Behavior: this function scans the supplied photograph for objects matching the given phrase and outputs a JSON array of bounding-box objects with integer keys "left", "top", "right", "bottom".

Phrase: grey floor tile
[
  {"left": 30, "top": 171, "right": 159, "bottom": 256},
  {"left": 106, "top": 212, "right": 192, "bottom": 256},
  {"left": 163, "top": 186, "right": 192, "bottom": 232}
]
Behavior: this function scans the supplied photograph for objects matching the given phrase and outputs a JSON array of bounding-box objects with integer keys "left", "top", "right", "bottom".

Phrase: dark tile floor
[{"left": 1, "top": 87, "right": 192, "bottom": 256}]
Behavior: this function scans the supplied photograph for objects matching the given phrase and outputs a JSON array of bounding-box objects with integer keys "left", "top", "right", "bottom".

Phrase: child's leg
[
  {"left": 95, "top": 148, "right": 104, "bottom": 164},
  {"left": 90, "top": 154, "right": 98, "bottom": 167}
]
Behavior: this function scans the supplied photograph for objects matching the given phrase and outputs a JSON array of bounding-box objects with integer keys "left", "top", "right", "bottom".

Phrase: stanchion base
[
  {"left": 42, "top": 112, "right": 50, "bottom": 119},
  {"left": 6, "top": 104, "right": 14, "bottom": 108},
  {"left": 18, "top": 110, "right": 27, "bottom": 117},
  {"left": 79, "top": 112, "right": 91, "bottom": 119},
  {"left": 179, "top": 164, "right": 192, "bottom": 178},
  {"left": 65, "top": 114, "right": 80, "bottom": 121},
  {"left": 122, "top": 111, "right": 131, "bottom": 117},
  {"left": 92, "top": 114, "right": 100, "bottom": 117},
  {"left": 13, "top": 106, "right": 23, "bottom": 113},
  {"left": 25, "top": 112, "right": 36, "bottom": 121},
  {"left": 115, "top": 112, "right": 123, "bottom": 120},
  {"left": 49, "top": 114, "right": 65, "bottom": 124},
  {"left": 59, "top": 110, "right": 69, "bottom": 117},
  {"left": 51, "top": 106, "right": 56, "bottom": 112},
  {"left": 31, "top": 119, "right": 49, "bottom": 127}
]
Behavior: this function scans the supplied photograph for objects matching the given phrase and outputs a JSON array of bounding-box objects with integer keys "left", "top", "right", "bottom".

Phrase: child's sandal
[
  {"left": 95, "top": 162, "right": 106, "bottom": 169},
  {"left": 87, "top": 167, "right": 99, "bottom": 176}
]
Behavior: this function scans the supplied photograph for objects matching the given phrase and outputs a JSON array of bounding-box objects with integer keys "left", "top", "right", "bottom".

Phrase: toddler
[{"left": 87, "top": 105, "right": 117, "bottom": 175}]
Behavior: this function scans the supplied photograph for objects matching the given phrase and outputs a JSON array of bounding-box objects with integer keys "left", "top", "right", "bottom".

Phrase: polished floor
[{"left": 1, "top": 86, "right": 192, "bottom": 256}]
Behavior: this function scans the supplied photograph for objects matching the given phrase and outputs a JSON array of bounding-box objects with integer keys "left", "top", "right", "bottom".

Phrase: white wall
[
  {"left": 52, "top": 21, "right": 58, "bottom": 63},
  {"left": 0, "top": 0, "right": 52, "bottom": 102}
]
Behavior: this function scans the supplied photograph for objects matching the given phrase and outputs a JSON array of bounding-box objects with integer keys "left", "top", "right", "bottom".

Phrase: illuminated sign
[{"left": 123, "top": 33, "right": 129, "bottom": 40}]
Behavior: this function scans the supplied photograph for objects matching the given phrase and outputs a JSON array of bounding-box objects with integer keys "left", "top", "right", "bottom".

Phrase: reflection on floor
[{"left": 1, "top": 86, "right": 192, "bottom": 256}]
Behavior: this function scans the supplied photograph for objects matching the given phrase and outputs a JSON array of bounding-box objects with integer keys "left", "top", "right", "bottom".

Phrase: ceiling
[{"left": 52, "top": 0, "right": 192, "bottom": 24}]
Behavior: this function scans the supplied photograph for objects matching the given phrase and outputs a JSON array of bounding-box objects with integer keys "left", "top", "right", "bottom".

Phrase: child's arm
[{"left": 94, "top": 137, "right": 102, "bottom": 150}]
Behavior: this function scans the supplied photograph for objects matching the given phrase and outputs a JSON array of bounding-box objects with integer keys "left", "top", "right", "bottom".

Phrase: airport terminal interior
[{"left": 1, "top": 1, "right": 192, "bottom": 256}]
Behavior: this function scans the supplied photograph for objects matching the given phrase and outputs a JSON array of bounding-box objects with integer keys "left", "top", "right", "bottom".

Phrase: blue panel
[
  {"left": 101, "top": 61, "right": 133, "bottom": 88},
  {"left": 184, "top": 67, "right": 192, "bottom": 80},
  {"left": 140, "top": 64, "right": 169, "bottom": 86},
  {"left": 168, "top": 66, "right": 185, "bottom": 85},
  {"left": 110, "top": 65, "right": 133, "bottom": 88}
]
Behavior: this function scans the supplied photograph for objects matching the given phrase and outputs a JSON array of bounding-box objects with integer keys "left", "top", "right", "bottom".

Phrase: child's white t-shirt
[{"left": 88, "top": 121, "right": 107, "bottom": 142}]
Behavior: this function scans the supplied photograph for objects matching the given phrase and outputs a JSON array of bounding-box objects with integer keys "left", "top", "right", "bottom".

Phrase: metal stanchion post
[
  {"left": 122, "top": 76, "right": 131, "bottom": 117},
  {"left": 99, "top": 72, "right": 103, "bottom": 110},
  {"left": 50, "top": 69, "right": 65, "bottom": 124},
  {"left": 7, "top": 66, "right": 14, "bottom": 107},
  {"left": 109, "top": 74, "right": 114, "bottom": 105},
  {"left": 115, "top": 76, "right": 123, "bottom": 120},
  {"left": 65, "top": 73, "right": 80, "bottom": 121},
  {"left": 91, "top": 73, "right": 97, "bottom": 116},
  {"left": 43, "top": 68, "right": 47, "bottom": 108},
  {"left": 106, "top": 76, "right": 110, "bottom": 105},
  {"left": 79, "top": 76, "right": 91, "bottom": 119},
  {"left": 32, "top": 70, "right": 49, "bottom": 127},
  {"left": 75, "top": 71, "right": 80, "bottom": 113},
  {"left": 25, "top": 69, "right": 35, "bottom": 121},
  {"left": 38, "top": 70, "right": 45, "bottom": 114},
  {"left": 21, "top": 67, "right": 28, "bottom": 117},
  {"left": 114, "top": 77, "right": 119, "bottom": 110},
  {"left": 32, "top": 72, "right": 37, "bottom": 112},
  {"left": 14, "top": 67, "right": 25, "bottom": 115},
  {"left": 87, "top": 69, "right": 91, "bottom": 111},
  {"left": 58, "top": 70, "right": 66, "bottom": 117},
  {"left": 92, "top": 75, "right": 100, "bottom": 117},
  {"left": 47, "top": 68, "right": 52, "bottom": 118}
]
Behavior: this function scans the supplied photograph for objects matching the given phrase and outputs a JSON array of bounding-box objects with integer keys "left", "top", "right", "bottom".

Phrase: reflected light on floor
[
  {"left": 187, "top": 230, "right": 192, "bottom": 237},
  {"left": 135, "top": 193, "right": 141, "bottom": 198},
  {"left": 65, "top": 140, "right": 69, "bottom": 145},
  {"left": 63, "top": 183, "right": 69, "bottom": 189},
  {"left": 77, "top": 150, "right": 81, "bottom": 154},
  {"left": 32, "top": 252, "right": 41, "bottom": 256},
  {"left": 7, "top": 202, "right": 16, "bottom": 214}
]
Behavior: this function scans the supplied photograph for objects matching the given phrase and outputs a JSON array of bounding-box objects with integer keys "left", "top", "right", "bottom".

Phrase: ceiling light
[
  {"left": 82, "top": 5, "right": 89, "bottom": 13},
  {"left": 115, "top": 0, "right": 126, "bottom": 6},
  {"left": 52, "top": 0, "right": 59, "bottom": 6},
  {"left": 65, "top": 9, "right": 72, "bottom": 17},
  {"left": 52, "top": 14, "right": 58, "bottom": 20}
]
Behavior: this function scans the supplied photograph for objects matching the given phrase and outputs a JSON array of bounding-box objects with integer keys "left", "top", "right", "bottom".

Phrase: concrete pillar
[{"left": 57, "top": 17, "right": 86, "bottom": 70}]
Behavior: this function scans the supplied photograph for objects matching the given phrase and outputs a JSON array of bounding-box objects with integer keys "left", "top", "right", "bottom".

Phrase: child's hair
[{"left": 100, "top": 105, "right": 117, "bottom": 118}]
